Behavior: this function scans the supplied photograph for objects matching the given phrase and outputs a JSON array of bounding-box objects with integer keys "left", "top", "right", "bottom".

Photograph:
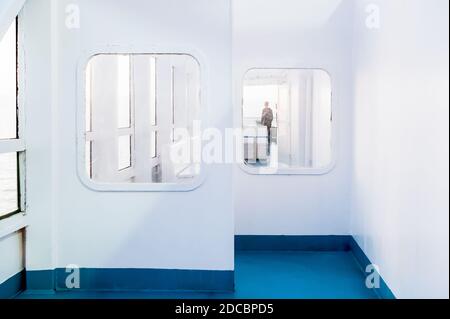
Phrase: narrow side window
[{"left": 0, "top": 17, "right": 24, "bottom": 220}]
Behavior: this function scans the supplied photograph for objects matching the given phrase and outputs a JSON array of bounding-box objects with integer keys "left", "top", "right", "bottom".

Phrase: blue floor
[{"left": 17, "top": 251, "right": 378, "bottom": 299}]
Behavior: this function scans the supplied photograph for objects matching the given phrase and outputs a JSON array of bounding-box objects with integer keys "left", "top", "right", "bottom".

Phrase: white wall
[
  {"left": 21, "top": 0, "right": 54, "bottom": 275},
  {"left": 233, "top": 0, "right": 354, "bottom": 235},
  {"left": 12, "top": 0, "right": 449, "bottom": 299},
  {"left": 0, "top": 230, "right": 24, "bottom": 287},
  {"left": 350, "top": 0, "right": 449, "bottom": 299},
  {"left": 24, "top": 0, "right": 233, "bottom": 273}
]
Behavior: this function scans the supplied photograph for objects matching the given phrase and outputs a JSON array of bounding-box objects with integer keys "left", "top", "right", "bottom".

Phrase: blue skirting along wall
[
  {"left": 24, "top": 268, "right": 234, "bottom": 293},
  {"left": 0, "top": 270, "right": 25, "bottom": 299},
  {"left": 1, "top": 236, "right": 395, "bottom": 299},
  {"left": 235, "top": 235, "right": 352, "bottom": 251},
  {"left": 54, "top": 268, "right": 234, "bottom": 292},
  {"left": 26, "top": 270, "right": 54, "bottom": 291}
]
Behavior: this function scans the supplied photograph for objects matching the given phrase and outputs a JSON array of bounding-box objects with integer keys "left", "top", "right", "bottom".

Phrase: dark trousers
[{"left": 266, "top": 126, "right": 271, "bottom": 154}]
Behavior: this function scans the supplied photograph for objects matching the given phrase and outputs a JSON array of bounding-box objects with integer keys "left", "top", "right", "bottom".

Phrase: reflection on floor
[{"left": 17, "top": 251, "right": 378, "bottom": 299}]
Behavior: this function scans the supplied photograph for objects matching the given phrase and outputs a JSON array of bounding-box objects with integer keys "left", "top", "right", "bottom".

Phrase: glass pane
[
  {"left": 85, "top": 54, "right": 200, "bottom": 184},
  {"left": 117, "top": 55, "right": 131, "bottom": 128},
  {"left": 118, "top": 135, "right": 131, "bottom": 170},
  {"left": 150, "top": 57, "right": 157, "bottom": 126},
  {"left": 151, "top": 131, "right": 157, "bottom": 158},
  {"left": 0, "top": 20, "right": 17, "bottom": 139},
  {"left": 243, "top": 69, "right": 332, "bottom": 170},
  {"left": 85, "top": 63, "right": 92, "bottom": 132},
  {"left": 85, "top": 141, "right": 92, "bottom": 178},
  {"left": 171, "top": 66, "right": 175, "bottom": 142},
  {"left": 0, "top": 153, "right": 19, "bottom": 217}
]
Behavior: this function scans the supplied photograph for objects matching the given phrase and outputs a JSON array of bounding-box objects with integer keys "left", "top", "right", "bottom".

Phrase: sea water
[{"left": 0, "top": 149, "right": 18, "bottom": 216}]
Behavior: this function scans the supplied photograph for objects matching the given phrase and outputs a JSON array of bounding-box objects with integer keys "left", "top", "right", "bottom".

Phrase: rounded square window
[
  {"left": 242, "top": 68, "right": 334, "bottom": 174},
  {"left": 83, "top": 54, "right": 202, "bottom": 188}
]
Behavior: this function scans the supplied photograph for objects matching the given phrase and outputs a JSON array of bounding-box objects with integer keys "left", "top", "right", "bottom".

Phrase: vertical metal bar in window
[
  {"left": 17, "top": 16, "right": 26, "bottom": 142},
  {"left": 17, "top": 152, "right": 25, "bottom": 212},
  {"left": 16, "top": 17, "right": 26, "bottom": 213},
  {"left": 171, "top": 65, "right": 175, "bottom": 143},
  {"left": 129, "top": 134, "right": 133, "bottom": 168},
  {"left": 85, "top": 141, "right": 92, "bottom": 179},
  {"left": 154, "top": 58, "right": 158, "bottom": 126},
  {"left": 151, "top": 131, "right": 158, "bottom": 159},
  {"left": 155, "top": 131, "right": 158, "bottom": 158},
  {"left": 129, "top": 55, "right": 133, "bottom": 130},
  {"left": 150, "top": 56, "right": 157, "bottom": 127},
  {"left": 129, "top": 55, "right": 135, "bottom": 168},
  {"left": 15, "top": 17, "right": 19, "bottom": 139}
]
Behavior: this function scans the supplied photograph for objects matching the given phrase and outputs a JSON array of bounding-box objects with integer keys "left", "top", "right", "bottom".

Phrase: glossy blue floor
[{"left": 17, "top": 251, "right": 378, "bottom": 299}]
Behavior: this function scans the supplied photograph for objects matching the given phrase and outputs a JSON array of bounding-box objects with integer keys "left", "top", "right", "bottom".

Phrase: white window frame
[
  {"left": 0, "top": 16, "right": 26, "bottom": 225},
  {"left": 149, "top": 56, "right": 160, "bottom": 171},
  {"left": 77, "top": 47, "right": 208, "bottom": 192},
  {"left": 85, "top": 56, "right": 136, "bottom": 181},
  {"left": 116, "top": 55, "right": 135, "bottom": 175},
  {"left": 238, "top": 67, "right": 337, "bottom": 176}
]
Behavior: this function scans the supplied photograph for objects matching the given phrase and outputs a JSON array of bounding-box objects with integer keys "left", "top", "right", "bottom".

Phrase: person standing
[{"left": 261, "top": 101, "right": 274, "bottom": 153}]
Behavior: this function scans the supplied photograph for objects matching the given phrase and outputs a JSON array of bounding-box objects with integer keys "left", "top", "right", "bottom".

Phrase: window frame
[
  {"left": 77, "top": 47, "right": 207, "bottom": 192},
  {"left": 149, "top": 56, "right": 160, "bottom": 172},
  {"left": 116, "top": 55, "right": 134, "bottom": 174},
  {"left": 238, "top": 67, "right": 337, "bottom": 176},
  {"left": 0, "top": 16, "right": 26, "bottom": 221}
]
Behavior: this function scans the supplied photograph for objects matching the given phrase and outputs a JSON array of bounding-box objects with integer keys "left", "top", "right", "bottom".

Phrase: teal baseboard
[
  {"left": 235, "top": 235, "right": 352, "bottom": 251},
  {"left": 25, "top": 270, "right": 55, "bottom": 291},
  {"left": 25, "top": 268, "right": 234, "bottom": 292},
  {"left": 0, "top": 270, "right": 25, "bottom": 299}
]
